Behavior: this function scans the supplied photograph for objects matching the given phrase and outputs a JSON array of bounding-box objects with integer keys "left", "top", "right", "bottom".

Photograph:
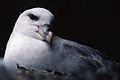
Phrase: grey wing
[{"left": 63, "top": 39, "right": 107, "bottom": 71}]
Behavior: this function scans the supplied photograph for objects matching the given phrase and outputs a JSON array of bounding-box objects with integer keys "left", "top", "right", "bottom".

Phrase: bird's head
[{"left": 13, "top": 8, "right": 54, "bottom": 42}]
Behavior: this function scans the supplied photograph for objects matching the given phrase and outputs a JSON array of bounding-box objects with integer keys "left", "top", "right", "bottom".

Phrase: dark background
[{"left": 0, "top": 0, "right": 120, "bottom": 62}]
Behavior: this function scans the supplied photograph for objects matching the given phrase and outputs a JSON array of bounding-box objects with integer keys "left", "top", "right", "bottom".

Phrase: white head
[{"left": 13, "top": 8, "right": 54, "bottom": 42}]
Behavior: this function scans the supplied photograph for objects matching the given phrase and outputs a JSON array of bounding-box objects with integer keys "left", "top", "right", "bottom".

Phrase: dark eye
[{"left": 28, "top": 14, "right": 39, "bottom": 21}]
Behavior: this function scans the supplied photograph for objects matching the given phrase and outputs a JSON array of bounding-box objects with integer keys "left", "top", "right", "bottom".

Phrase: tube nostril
[{"left": 43, "top": 30, "right": 49, "bottom": 37}]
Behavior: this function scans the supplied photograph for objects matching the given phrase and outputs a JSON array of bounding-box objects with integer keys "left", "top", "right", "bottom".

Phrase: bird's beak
[{"left": 38, "top": 27, "right": 53, "bottom": 43}]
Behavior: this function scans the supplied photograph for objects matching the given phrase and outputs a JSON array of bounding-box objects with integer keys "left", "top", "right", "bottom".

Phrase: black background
[{"left": 0, "top": 0, "right": 120, "bottom": 62}]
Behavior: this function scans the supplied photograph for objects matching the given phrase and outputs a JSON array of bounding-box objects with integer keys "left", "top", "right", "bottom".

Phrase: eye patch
[{"left": 28, "top": 14, "right": 39, "bottom": 21}]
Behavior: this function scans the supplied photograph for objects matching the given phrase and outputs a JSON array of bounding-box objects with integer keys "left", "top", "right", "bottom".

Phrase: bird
[{"left": 3, "top": 7, "right": 107, "bottom": 74}]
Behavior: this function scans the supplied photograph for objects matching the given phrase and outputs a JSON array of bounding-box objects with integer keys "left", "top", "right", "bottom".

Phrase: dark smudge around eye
[{"left": 28, "top": 14, "right": 39, "bottom": 21}]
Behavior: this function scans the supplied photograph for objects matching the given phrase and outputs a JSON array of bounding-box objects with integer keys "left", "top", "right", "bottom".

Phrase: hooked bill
[{"left": 38, "top": 28, "right": 53, "bottom": 42}]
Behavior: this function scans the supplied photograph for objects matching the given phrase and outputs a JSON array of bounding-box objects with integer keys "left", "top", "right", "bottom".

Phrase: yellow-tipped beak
[
  {"left": 46, "top": 31, "right": 53, "bottom": 42},
  {"left": 38, "top": 28, "right": 53, "bottom": 42}
]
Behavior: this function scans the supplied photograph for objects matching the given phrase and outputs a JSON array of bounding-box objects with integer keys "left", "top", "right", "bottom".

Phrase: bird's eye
[{"left": 28, "top": 14, "right": 39, "bottom": 21}]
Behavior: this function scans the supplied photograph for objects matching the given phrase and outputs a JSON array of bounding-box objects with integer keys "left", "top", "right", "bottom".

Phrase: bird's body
[
  {"left": 4, "top": 33, "right": 105, "bottom": 73},
  {"left": 4, "top": 32, "right": 51, "bottom": 71},
  {"left": 3, "top": 8, "right": 106, "bottom": 74}
]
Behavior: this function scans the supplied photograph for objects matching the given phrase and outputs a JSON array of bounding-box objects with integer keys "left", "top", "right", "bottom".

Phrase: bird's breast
[{"left": 4, "top": 33, "right": 53, "bottom": 71}]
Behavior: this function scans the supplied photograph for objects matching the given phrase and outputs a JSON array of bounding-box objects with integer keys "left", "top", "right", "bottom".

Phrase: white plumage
[
  {"left": 3, "top": 7, "right": 106, "bottom": 74},
  {"left": 3, "top": 8, "right": 54, "bottom": 72}
]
